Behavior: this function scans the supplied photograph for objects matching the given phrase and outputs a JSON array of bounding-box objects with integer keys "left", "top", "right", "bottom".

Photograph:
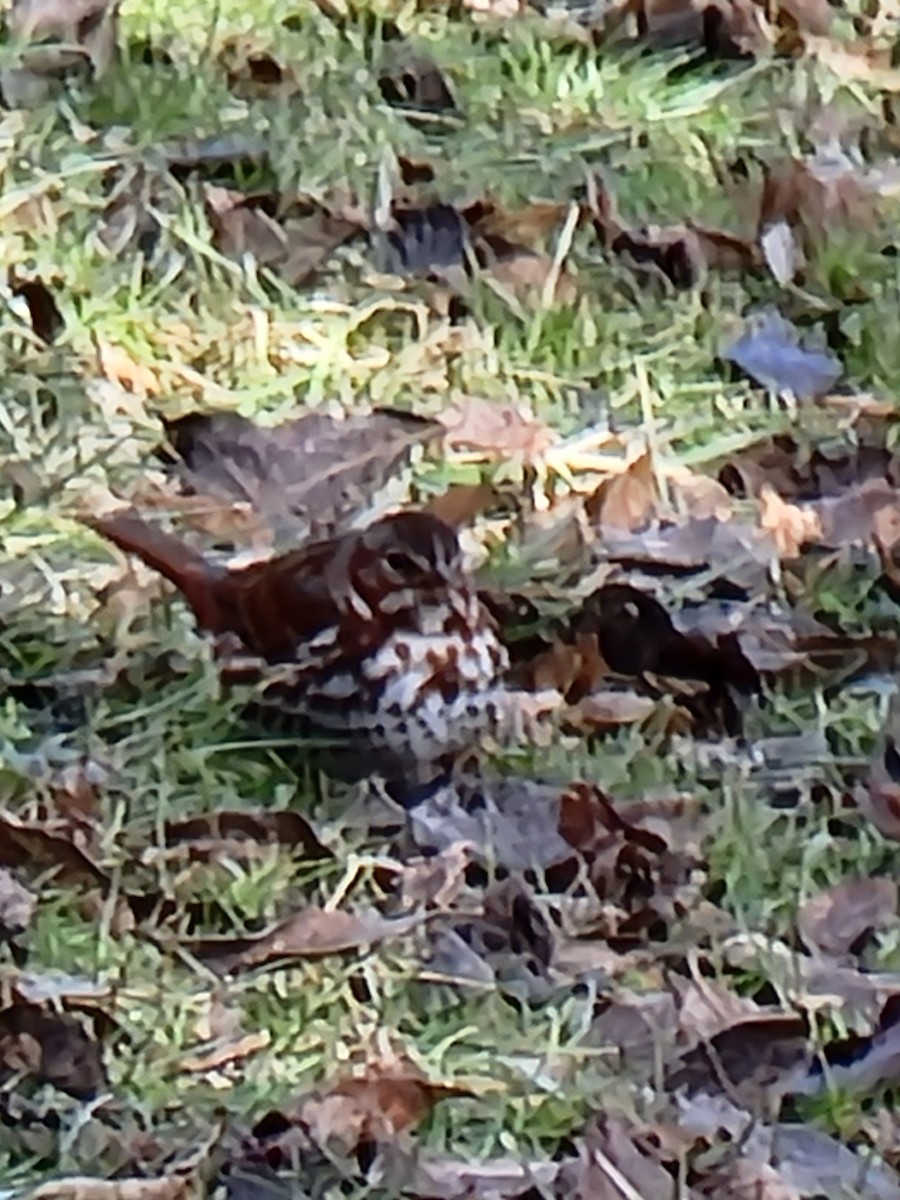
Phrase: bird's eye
[{"left": 385, "top": 550, "right": 417, "bottom": 574}]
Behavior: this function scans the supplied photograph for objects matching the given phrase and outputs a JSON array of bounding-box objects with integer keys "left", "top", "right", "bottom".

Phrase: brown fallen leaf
[
  {"left": 159, "top": 406, "right": 442, "bottom": 544},
  {"left": 473, "top": 200, "right": 571, "bottom": 246},
  {"left": 568, "top": 1113, "right": 696, "bottom": 1200},
  {"left": 378, "top": 49, "right": 457, "bottom": 115},
  {"left": 411, "top": 1153, "right": 560, "bottom": 1200},
  {"left": 0, "top": 1002, "right": 108, "bottom": 1098},
  {"left": 759, "top": 154, "right": 880, "bottom": 282},
  {"left": 436, "top": 875, "right": 555, "bottom": 1000},
  {"left": 857, "top": 722, "right": 900, "bottom": 840},
  {"left": 798, "top": 879, "right": 898, "bottom": 958},
  {"left": 381, "top": 843, "right": 472, "bottom": 910},
  {"left": 423, "top": 482, "right": 498, "bottom": 529},
  {"left": 0, "top": 813, "right": 108, "bottom": 888},
  {"left": 162, "top": 809, "right": 330, "bottom": 864},
  {"left": 556, "top": 784, "right": 706, "bottom": 941},
  {"left": 220, "top": 35, "right": 301, "bottom": 100},
  {"left": 759, "top": 484, "right": 821, "bottom": 558},
  {"left": 185, "top": 907, "right": 423, "bottom": 974},
  {"left": 695, "top": 1151, "right": 802, "bottom": 1199},
  {"left": 179, "top": 1029, "right": 270, "bottom": 1075},
  {"left": 0, "top": 867, "right": 36, "bottom": 939},
  {"left": 237, "top": 1054, "right": 479, "bottom": 1172},
  {"left": 563, "top": 690, "right": 658, "bottom": 733},
  {"left": 383, "top": 197, "right": 577, "bottom": 302},
  {"left": 721, "top": 431, "right": 900, "bottom": 501},
  {"left": 10, "top": 273, "right": 65, "bottom": 344},
  {"left": 8, "top": 0, "right": 120, "bottom": 83},
  {"left": 483, "top": 243, "right": 577, "bottom": 304},
  {"left": 760, "top": 477, "right": 900, "bottom": 557},
  {"left": 9, "top": 0, "right": 116, "bottom": 39},
  {"left": 204, "top": 186, "right": 361, "bottom": 287},
  {"left": 625, "top": 0, "right": 768, "bottom": 57},
  {"left": 298, "top": 1058, "right": 474, "bottom": 1152},
  {"left": 526, "top": 633, "right": 609, "bottom": 700},
  {"left": 666, "top": 1011, "right": 813, "bottom": 1109},
  {"left": 95, "top": 339, "right": 160, "bottom": 397},
  {"left": 805, "top": 34, "right": 900, "bottom": 92},
  {"left": 26, "top": 1178, "right": 190, "bottom": 1200},
  {"left": 439, "top": 395, "right": 556, "bottom": 459},
  {"left": 588, "top": 172, "right": 756, "bottom": 287},
  {"left": 586, "top": 450, "right": 662, "bottom": 533}
]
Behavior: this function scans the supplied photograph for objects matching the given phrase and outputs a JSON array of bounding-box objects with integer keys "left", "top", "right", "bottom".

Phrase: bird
[{"left": 84, "top": 508, "right": 509, "bottom": 782}]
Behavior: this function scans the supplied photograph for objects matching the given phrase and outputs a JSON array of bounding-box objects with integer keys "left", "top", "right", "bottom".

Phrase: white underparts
[{"left": 288, "top": 593, "right": 509, "bottom": 761}]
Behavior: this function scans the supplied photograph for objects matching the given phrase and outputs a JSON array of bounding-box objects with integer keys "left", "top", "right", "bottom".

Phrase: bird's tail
[{"left": 85, "top": 511, "right": 231, "bottom": 633}]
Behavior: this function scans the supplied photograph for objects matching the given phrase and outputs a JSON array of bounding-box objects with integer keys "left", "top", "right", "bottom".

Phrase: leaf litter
[{"left": 9, "top": 0, "right": 900, "bottom": 1195}]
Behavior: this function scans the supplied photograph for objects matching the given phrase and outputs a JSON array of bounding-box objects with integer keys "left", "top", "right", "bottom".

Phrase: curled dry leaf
[
  {"left": 298, "top": 1059, "right": 473, "bottom": 1153},
  {"left": 25, "top": 1178, "right": 191, "bottom": 1200},
  {"left": 179, "top": 1028, "right": 271, "bottom": 1075},
  {"left": 563, "top": 785, "right": 707, "bottom": 940},
  {"left": 185, "top": 907, "right": 423, "bottom": 974},
  {"left": 383, "top": 198, "right": 577, "bottom": 301},
  {"left": 205, "top": 186, "right": 362, "bottom": 287},
  {"left": 798, "top": 878, "right": 897, "bottom": 958},
  {"left": 805, "top": 34, "right": 900, "bottom": 92},
  {"left": 484, "top": 243, "right": 578, "bottom": 304},
  {"left": 563, "top": 689, "right": 659, "bottom": 733},
  {"left": 439, "top": 395, "right": 556, "bottom": 459},
  {"left": 378, "top": 49, "right": 457, "bottom": 115},
  {"left": 759, "top": 484, "right": 821, "bottom": 558},
  {"left": 95, "top": 340, "right": 160, "bottom": 397},
  {"left": 671, "top": 975, "right": 762, "bottom": 1045},
  {"left": 160, "top": 407, "right": 442, "bottom": 544},
  {"left": 382, "top": 842, "right": 473, "bottom": 910},
  {"left": 8, "top": 0, "right": 120, "bottom": 84},
  {"left": 567, "top": 584, "right": 761, "bottom": 696},
  {"left": 720, "top": 432, "right": 900, "bottom": 502},
  {"left": 666, "top": 1011, "right": 813, "bottom": 1109},
  {"left": 9, "top": 0, "right": 116, "bottom": 39},
  {"left": 424, "top": 482, "right": 498, "bottom": 529},
  {"left": 0, "top": 812, "right": 108, "bottom": 889},
  {"left": 761, "top": 477, "right": 900, "bottom": 558},
  {"left": 219, "top": 35, "right": 301, "bottom": 100},
  {"left": 10, "top": 274, "right": 65, "bottom": 344},
  {"left": 588, "top": 172, "right": 756, "bottom": 287},
  {"left": 0, "top": 867, "right": 36, "bottom": 939},
  {"left": 857, "top": 734, "right": 900, "bottom": 840},
  {"left": 0, "top": 1002, "right": 108, "bottom": 1098},
  {"left": 410, "top": 776, "right": 580, "bottom": 872},
  {"left": 573, "top": 1114, "right": 695, "bottom": 1200},
  {"left": 429, "top": 875, "right": 556, "bottom": 1001},
  {"left": 411, "top": 1153, "right": 559, "bottom": 1200},
  {"left": 586, "top": 449, "right": 661, "bottom": 533},
  {"left": 161, "top": 809, "right": 330, "bottom": 865},
  {"left": 759, "top": 153, "right": 881, "bottom": 282}
]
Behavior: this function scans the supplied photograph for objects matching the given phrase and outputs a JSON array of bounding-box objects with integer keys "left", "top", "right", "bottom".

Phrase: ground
[{"left": 3, "top": 0, "right": 900, "bottom": 1196}]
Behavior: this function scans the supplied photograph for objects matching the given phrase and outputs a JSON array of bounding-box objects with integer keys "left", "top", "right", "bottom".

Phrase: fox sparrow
[{"left": 86, "top": 509, "right": 508, "bottom": 776}]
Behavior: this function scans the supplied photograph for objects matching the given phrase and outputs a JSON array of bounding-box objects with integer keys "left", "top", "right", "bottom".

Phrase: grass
[{"left": 3, "top": 0, "right": 900, "bottom": 1194}]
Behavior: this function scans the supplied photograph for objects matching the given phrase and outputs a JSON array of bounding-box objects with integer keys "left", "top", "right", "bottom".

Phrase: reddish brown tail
[{"left": 86, "top": 512, "right": 232, "bottom": 633}]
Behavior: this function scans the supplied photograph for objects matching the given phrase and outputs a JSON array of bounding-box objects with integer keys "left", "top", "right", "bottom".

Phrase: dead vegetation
[{"left": 5, "top": 0, "right": 900, "bottom": 1196}]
